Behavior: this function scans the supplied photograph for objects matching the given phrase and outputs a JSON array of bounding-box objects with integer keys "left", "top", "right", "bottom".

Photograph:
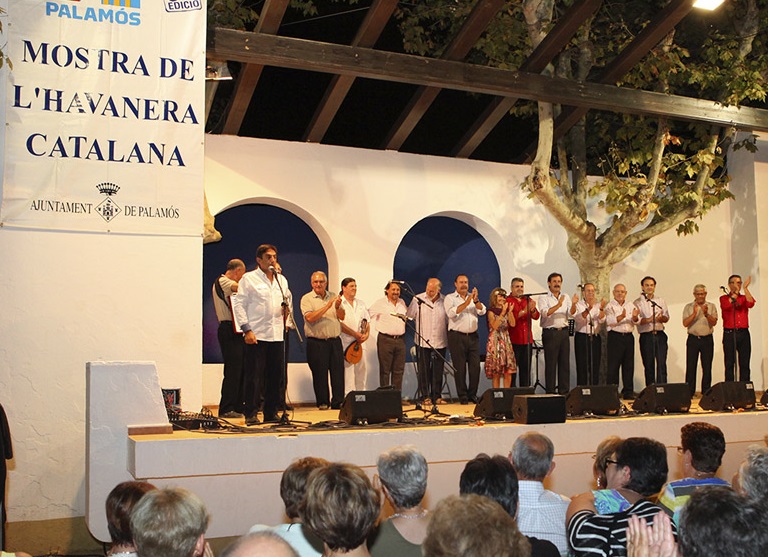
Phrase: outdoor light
[{"left": 693, "top": 0, "right": 725, "bottom": 10}]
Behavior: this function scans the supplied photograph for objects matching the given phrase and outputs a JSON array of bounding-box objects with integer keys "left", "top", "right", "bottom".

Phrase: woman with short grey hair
[{"left": 369, "top": 445, "right": 429, "bottom": 557}]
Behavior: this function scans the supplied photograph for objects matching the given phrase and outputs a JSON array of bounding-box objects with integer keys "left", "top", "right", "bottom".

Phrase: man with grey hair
[
  {"left": 221, "top": 531, "right": 299, "bottom": 557},
  {"left": 682, "top": 284, "right": 718, "bottom": 396},
  {"left": 130, "top": 487, "right": 210, "bottom": 557},
  {"left": 736, "top": 445, "right": 768, "bottom": 501},
  {"left": 511, "top": 432, "right": 570, "bottom": 556},
  {"left": 407, "top": 278, "right": 449, "bottom": 405}
]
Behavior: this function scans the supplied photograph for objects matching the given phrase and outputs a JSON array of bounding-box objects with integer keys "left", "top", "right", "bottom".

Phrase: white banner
[{"left": 1, "top": 0, "right": 205, "bottom": 234}]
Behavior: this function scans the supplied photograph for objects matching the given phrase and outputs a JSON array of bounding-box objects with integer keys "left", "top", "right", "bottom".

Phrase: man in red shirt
[
  {"left": 719, "top": 274, "right": 756, "bottom": 382},
  {"left": 506, "top": 277, "right": 540, "bottom": 387}
]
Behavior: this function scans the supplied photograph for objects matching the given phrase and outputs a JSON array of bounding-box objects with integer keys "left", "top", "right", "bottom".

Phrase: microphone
[
  {"left": 268, "top": 265, "right": 279, "bottom": 273},
  {"left": 720, "top": 286, "right": 728, "bottom": 294},
  {"left": 391, "top": 313, "right": 413, "bottom": 321},
  {"left": 390, "top": 279, "right": 406, "bottom": 284},
  {"left": 641, "top": 292, "right": 648, "bottom": 299},
  {"left": 576, "top": 284, "right": 584, "bottom": 289}
]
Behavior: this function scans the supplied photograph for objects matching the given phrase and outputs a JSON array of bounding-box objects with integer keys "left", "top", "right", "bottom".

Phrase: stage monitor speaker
[
  {"left": 512, "top": 394, "right": 566, "bottom": 424},
  {"left": 632, "top": 383, "right": 691, "bottom": 414},
  {"left": 338, "top": 389, "right": 402, "bottom": 425},
  {"left": 473, "top": 387, "right": 536, "bottom": 419},
  {"left": 566, "top": 385, "right": 621, "bottom": 416},
  {"left": 700, "top": 381, "right": 755, "bottom": 411},
  {"left": 761, "top": 390, "right": 768, "bottom": 406}
]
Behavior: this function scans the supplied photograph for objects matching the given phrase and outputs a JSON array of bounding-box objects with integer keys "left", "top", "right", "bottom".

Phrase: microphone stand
[
  {"left": 522, "top": 291, "right": 548, "bottom": 392},
  {"left": 727, "top": 289, "right": 738, "bottom": 381},
  {"left": 272, "top": 269, "right": 309, "bottom": 426},
  {"left": 643, "top": 294, "right": 662, "bottom": 384},
  {"left": 394, "top": 281, "right": 427, "bottom": 408}
]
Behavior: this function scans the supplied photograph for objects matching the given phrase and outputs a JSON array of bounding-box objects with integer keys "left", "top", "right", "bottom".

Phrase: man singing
[
  {"left": 720, "top": 274, "right": 756, "bottom": 382},
  {"left": 634, "top": 276, "right": 669, "bottom": 386},
  {"left": 232, "top": 244, "right": 291, "bottom": 425}
]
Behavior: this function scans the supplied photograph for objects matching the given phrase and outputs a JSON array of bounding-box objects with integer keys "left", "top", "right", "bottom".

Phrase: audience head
[
  {"left": 511, "top": 432, "right": 555, "bottom": 481},
  {"left": 376, "top": 445, "right": 428, "bottom": 510},
  {"left": 736, "top": 445, "right": 768, "bottom": 501},
  {"left": 221, "top": 531, "right": 299, "bottom": 557},
  {"left": 423, "top": 494, "right": 530, "bottom": 557},
  {"left": 614, "top": 437, "right": 668, "bottom": 496},
  {"left": 105, "top": 481, "right": 156, "bottom": 546},
  {"left": 459, "top": 453, "right": 519, "bottom": 517},
  {"left": 680, "top": 422, "right": 726, "bottom": 474},
  {"left": 593, "top": 436, "right": 622, "bottom": 489},
  {"left": 130, "top": 486, "right": 210, "bottom": 557},
  {"left": 280, "top": 456, "right": 329, "bottom": 520},
  {"left": 300, "top": 462, "right": 380, "bottom": 553},
  {"left": 678, "top": 486, "right": 767, "bottom": 557}
]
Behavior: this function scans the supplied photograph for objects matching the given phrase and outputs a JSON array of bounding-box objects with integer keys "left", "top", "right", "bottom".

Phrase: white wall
[{"left": 0, "top": 229, "right": 202, "bottom": 522}]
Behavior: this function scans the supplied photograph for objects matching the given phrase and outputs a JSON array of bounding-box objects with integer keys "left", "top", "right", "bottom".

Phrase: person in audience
[
  {"left": 626, "top": 512, "right": 677, "bottom": 557},
  {"left": 510, "top": 432, "right": 570, "bottom": 556},
  {"left": 422, "top": 494, "right": 530, "bottom": 557},
  {"left": 105, "top": 480, "right": 156, "bottom": 557},
  {"left": 221, "top": 531, "right": 300, "bottom": 557},
  {"left": 567, "top": 437, "right": 674, "bottom": 557},
  {"left": 734, "top": 445, "right": 768, "bottom": 501},
  {"left": 459, "top": 453, "right": 559, "bottom": 557},
  {"left": 130, "top": 487, "right": 210, "bottom": 557},
  {"left": 677, "top": 486, "right": 766, "bottom": 557},
  {"left": 485, "top": 287, "right": 517, "bottom": 388},
  {"left": 658, "top": 422, "right": 729, "bottom": 524},
  {"left": 593, "top": 436, "right": 623, "bottom": 491},
  {"left": 250, "top": 457, "right": 328, "bottom": 557},
  {"left": 369, "top": 446, "right": 429, "bottom": 557},
  {"left": 300, "top": 462, "right": 379, "bottom": 557}
]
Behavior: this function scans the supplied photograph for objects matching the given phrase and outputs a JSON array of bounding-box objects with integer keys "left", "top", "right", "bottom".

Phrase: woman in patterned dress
[{"left": 485, "top": 287, "right": 517, "bottom": 388}]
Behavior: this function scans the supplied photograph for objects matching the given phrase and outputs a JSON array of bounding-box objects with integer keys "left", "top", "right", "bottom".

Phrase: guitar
[{"left": 344, "top": 318, "right": 368, "bottom": 364}]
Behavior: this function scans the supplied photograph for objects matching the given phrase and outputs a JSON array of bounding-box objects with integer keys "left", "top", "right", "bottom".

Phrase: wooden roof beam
[
  {"left": 303, "top": 0, "right": 399, "bottom": 143},
  {"left": 382, "top": 0, "right": 506, "bottom": 151},
  {"left": 220, "top": 0, "right": 291, "bottom": 135}
]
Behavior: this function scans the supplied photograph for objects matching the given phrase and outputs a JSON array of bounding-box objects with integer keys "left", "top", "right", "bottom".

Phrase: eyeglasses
[
  {"left": 676, "top": 447, "right": 685, "bottom": 454},
  {"left": 605, "top": 459, "right": 619, "bottom": 466}
]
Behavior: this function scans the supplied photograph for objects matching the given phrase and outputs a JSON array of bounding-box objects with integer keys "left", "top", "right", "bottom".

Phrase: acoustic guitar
[{"left": 344, "top": 318, "right": 368, "bottom": 364}]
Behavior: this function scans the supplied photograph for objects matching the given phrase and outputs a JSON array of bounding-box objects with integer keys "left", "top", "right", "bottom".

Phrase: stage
[{"left": 84, "top": 361, "right": 768, "bottom": 542}]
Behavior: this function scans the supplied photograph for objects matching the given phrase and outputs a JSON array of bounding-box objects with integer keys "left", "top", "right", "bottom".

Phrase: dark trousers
[
  {"left": 416, "top": 346, "right": 446, "bottom": 400},
  {"left": 723, "top": 329, "right": 751, "bottom": 382},
  {"left": 513, "top": 343, "right": 533, "bottom": 387},
  {"left": 307, "top": 337, "right": 345, "bottom": 408},
  {"left": 607, "top": 331, "right": 634, "bottom": 395},
  {"left": 447, "top": 330, "right": 480, "bottom": 401},
  {"left": 686, "top": 333, "right": 714, "bottom": 395},
  {"left": 217, "top": 322, "right": 245, "bottom": 414},
  {"left": 574, "top": 332, "right": 601, "bottom": 385},
  {"left": 639, "top": 331, "right": 668, "bottom": 385},
  {"left": 542, "top": 327, "right": 570, "bottom": 394},
  {"left": 377, "top": 334, "right": 406, "bottom": 391},
  {"left": 243, "top": 340, "right": 283, "bottom": 419}
]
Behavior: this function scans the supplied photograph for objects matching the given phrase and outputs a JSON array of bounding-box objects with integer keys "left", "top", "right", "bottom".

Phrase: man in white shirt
[
  {"left": 407, "top": 278, "right": 449, "bottom": 405},
  {"left": 444, "top": 274, "right": 486, "bottom": 404},
  {"left": 511, "top": 432, "right": 570, "bottom": 556},
  {"left": 232, "top": 244, "right": 292, "bottom": 425},
  {"left": 682, "top": 284, "right": 718, "bottom": 396},
  {"left": 633, "top": 276, "right": 670, "bottom": 386},
  {"left": 339, "top": 277, "right": 370, "bottom": 394},
  {"left": 538, "top": 273, "right": 572, "bottom": 394},
  {"left": 369, "top": 281, "right": 408, "bottom": 391},
  {"left": 605, "top": 283, "right": 640, "bottom": 399},
  {"left": 570, "top": 283, "right": 606, "bottom": 386}
]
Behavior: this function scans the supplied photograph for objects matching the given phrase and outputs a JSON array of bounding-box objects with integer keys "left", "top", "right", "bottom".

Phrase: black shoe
[
  {"left": 460, "top": 398, "right": 469, "bottom": 405},
  {"left": 220, "top": 411, "right": 244, "bottom": 419},
  {"left": 622, "top": 391, "right": 636, "bottom": 400},
  {"left": 263, "top": 414, "right": 280, "bottom": 423},
  {"left": 284, "top": 403, "right": 294, "bottom": 411},
  {"left": 245, "top": 415, "right": 260, "bottom": 426},
  {"left": 331, "top": 404, "right": 341, "bottom": 410},
  {"left": 318, "top": 404, "right": 329, "bottom": 410},
  {"left": 468, "top": 395, "right": 478, "bottom": 404}
]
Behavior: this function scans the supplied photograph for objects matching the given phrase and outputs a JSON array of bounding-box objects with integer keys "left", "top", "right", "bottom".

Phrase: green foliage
[{"left": 207, "top": 0, "right": 260, "bottom": 31}]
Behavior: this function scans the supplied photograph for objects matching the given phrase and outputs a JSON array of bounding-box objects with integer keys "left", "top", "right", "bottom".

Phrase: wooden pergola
[{"left": 206, "top": 0, "right": 768, "bottom": 163}]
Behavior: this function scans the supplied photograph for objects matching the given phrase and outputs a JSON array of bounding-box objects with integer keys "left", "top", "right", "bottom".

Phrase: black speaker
[
  {"left": 700, "top": 381, "right": 756, "bottom": 411},
  {"left": 632, "top": 383, "right": 691, "bottom": 414},
  {"left": 566, "top": 385, "right": 621, "bottom": 416},
  {"left": 338, "top": 389, "right": 402, "bottom": 425},
  {"left": 761, "top": 390, "right": 768, "bottom": 406},
  {"left": 512, "top": 394, "right": 566, "bottom": 424},
  {"left": 473, "top": 387, "right": 536, "bottom": 419}
]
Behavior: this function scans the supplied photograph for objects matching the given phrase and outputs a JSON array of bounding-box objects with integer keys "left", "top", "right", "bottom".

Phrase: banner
[{"left": 0, "top": 0, "right": 205, "bottom": 234}]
